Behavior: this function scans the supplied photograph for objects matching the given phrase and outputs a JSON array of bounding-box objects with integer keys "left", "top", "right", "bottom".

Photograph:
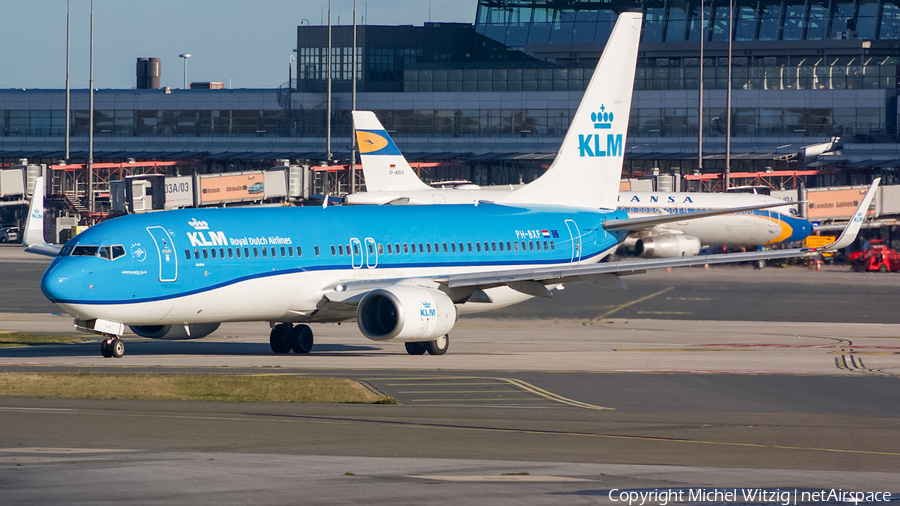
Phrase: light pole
[{"left": 179, "top": 53, "right": 191, "bottom": 89}]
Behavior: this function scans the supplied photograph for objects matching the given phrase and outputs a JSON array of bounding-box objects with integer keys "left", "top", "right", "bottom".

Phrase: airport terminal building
[{"left": 2, "top": 0, "right": 900, "bottom": 225}]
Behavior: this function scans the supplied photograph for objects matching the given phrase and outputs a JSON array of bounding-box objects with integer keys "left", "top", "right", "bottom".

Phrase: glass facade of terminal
[
  {"left": 404, "top": 57, "right": 898, "bottom": 92},
  {"left": 475, "top": 0, "right": 900, "bottom": 45}
]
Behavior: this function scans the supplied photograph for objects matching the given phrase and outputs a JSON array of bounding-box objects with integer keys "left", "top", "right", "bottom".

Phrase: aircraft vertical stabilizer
[
  {"left": 499, "top": 12, "right": 642, "bottom": 210},
  {"left": 352, "top": 111, "right": 431, "bottom": 192},
  {"left": 23, "top": 176, "right": 61, "bottom": 257}
]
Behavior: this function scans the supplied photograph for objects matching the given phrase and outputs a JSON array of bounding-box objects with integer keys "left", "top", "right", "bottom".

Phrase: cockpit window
[
  {"left": 68, "top": 244, "right": 126, "bottom": 261},
  {"left": 72, "top": 245, "right": 99, "bottom": 256}
]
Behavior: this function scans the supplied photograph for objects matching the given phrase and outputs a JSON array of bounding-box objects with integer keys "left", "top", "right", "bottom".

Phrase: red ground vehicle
[{"left": 849, "top": 240, "right": 900, "bottom": 272}]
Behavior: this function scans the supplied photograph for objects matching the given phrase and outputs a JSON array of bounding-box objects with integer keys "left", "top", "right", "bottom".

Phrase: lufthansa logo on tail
[{"left": 356, "top": 131, "right": 390, "bottom": 153}]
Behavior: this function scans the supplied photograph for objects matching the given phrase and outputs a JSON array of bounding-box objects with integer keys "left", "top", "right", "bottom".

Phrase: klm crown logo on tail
[{"left": 579, "top": 104, "right": 622, "bottom": 158}]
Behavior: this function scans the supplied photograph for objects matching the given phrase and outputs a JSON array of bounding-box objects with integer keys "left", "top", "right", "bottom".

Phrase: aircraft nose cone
[
  {"left": 788, "top": 217, "right": 813, "bottom": 243},
  {"left": 41, "top": 258, "right": 85, "bottom": 303}
]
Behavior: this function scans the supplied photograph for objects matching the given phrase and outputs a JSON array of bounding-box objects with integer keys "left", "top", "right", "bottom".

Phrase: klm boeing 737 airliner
[{"left": 23, "top": 13, "right": 876, "bottom": 358}]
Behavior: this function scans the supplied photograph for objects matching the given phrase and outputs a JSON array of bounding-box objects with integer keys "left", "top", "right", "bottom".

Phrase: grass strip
[
  {"left": 0, "top": 332, "right": 90, "bottom": 348},
  {"left": 0, "top": 372, "right": 396, "bottom": 404}
]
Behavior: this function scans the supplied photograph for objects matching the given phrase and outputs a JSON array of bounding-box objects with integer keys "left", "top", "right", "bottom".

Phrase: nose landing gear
[{"left": 100, "top": 337, "right": 125, "bottom": 358}]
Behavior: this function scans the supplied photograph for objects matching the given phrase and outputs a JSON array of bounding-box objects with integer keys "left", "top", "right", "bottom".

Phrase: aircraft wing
[
  {"left": 603, "top": 201, "right": 799, "bottom": 232},
  {"left": 444, "top": 248, "right": 803, "bottom": 290},
  {"left": 319, "top": 179, "right": 877, "bottom": 303}
]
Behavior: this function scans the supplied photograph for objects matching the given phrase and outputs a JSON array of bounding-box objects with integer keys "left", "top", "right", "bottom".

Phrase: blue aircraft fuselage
[{"left": 41, "top": 203, "right": 627, "bottom": 325}]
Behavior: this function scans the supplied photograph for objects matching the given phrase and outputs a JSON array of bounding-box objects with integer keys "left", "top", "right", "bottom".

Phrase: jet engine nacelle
[
  {"left": 129, "top": 323, "right": 221, "bottom": 340},
  {"left": 635, "top": 233, "right": 701, "bottom": 258},
  {"left": 357, "top": 285, "right": 457, "bottom": 342}
]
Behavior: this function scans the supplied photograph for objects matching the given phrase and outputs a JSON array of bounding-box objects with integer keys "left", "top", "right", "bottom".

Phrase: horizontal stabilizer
[{"left": 603, "top": 201, "right": 801, "bottom": 232}]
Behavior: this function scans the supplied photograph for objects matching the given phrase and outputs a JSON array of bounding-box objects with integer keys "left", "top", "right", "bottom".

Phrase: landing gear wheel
[
  {"left": 269, "top": 324, "right": 292, "bottom": 354},
  {"left": 110, "top": 338, "right": 125, "bottom": 358},
  {"left": 404, "top": 342, "right": 427, "bottom": 355},
  {"left": 290, "top": 324, "right": 314, "bottom": 354},
  {"left": 426, "top": 334, "right": 449, "bottom": 355},
  {"left": 100, "top": 339, "right": 113, "bottom": 358}
]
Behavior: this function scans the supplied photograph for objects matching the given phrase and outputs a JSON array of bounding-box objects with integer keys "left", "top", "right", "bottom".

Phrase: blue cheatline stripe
[{"left": 50, "top": 245, "right": 615, "bottom": 306}]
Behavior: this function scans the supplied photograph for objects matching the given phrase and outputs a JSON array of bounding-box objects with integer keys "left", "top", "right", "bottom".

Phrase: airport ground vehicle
[
  {"left": 849, "top": 239, "right": 900, "bottom": 272},
  {"left": 0, "top": 224, "right": 19, "bottom": 243}
]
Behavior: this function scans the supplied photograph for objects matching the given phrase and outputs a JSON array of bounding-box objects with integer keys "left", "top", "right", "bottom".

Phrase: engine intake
[
  {"left": 357, "top": 286, "right": 457, "bottom": 341},
  {"left": 129, "top": 323, "right": 221, "bottom": 340},
  {"left": 635, "top": 233, "right": 701, "bottom": 258}
]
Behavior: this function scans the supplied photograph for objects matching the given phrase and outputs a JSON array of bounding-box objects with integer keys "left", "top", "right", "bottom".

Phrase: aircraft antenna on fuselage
[{"left": 499, "top": 12, "right": 642, "bottom": 210}]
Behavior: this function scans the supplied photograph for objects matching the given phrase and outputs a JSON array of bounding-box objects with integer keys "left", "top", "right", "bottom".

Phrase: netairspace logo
[{"left": 605, "top": 488, "right": 895, "bottom": 506}]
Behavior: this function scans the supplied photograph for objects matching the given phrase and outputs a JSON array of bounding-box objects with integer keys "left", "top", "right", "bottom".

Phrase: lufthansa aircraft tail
[
  {"left": 352, "top": 111, "right": 431, "bottom": 192},
  {"left": 499, "top": 12, "right": 642, "bottom": 210}
]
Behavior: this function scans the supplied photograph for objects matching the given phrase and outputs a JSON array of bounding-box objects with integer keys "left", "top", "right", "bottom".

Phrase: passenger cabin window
[
  {"left": 411, "top": 243, "right": 417, "bottom": 254},
  {"left": 483, "top": 242, "right": 489, "bottom": 252},
  {"left": 506, "top": 241, "right": 511, "bottom": 251},
  {"left": 261, "top": 247, "right": 267, "bottom": 257},
  {"left": 426, "top": 243, "right": 432, "bottom": 253},
  {"left": 443, "top": 243, "right": 448, "bottom": 253},
  {"left": 536, "top": 241, "right": 541, "bottom": 251},
  {"left": 543, "top": 241, "right": 549, "bottom": 250},
  {"left": 194, "top": 249, "right": 200, "bottom": 259},
  {"left": 419, "top": 243, "right": 424, "bottom": 252},
  {"left": 244, "top": 247, "right": 250, "bottom": 258},
  {"left": 203, "top": 249, "right": 209, "bottom": 259},
  {"left": 450, "top": 243, "right": 456, "bottom": 253},
  {"left": 220, "top": 248, "right": 225, "bottom": 258},
  {"left": 253, "top": 247, "right": 259, "bottom": 258},
  {"left": 368, "top": 243, "right": 374, "bottom": 255},
  {"left": 228, "top": 248, "right": 234, "bottom": 259},
  {"left": 514, "top": 242, "right": 519, "bottom": 251},
  {"left": 296, "top": 246, "right": 302, "bottom": 256},
  {"left": 403, "top": 243, "right": 409, "bottom": 254},
  {"left": 529, "top": 241, "right": 534, "bottom": 251},
  {"left": 331, "top": 245, "right": 336, "bottom": 256},
  {"left": 387, "top": 244, "right": 393, "bottom": 254},
  {"left": 211, "top": 249, "right": 217, "bottom": 259},
  {"left": 550, "top": 241, "right": 555, "bottom": 250},
  {"left": 314, "top": 246, "right": 320, "bottom": 256},
  {"left": 271, "top": 247, "right": 276, "bottom": 257},
  {"left": 491, "top": 242, "right": 497, "bottom": 252},
  {"left": 476, "top": 242, "right": 481, "bottom": 252},
  {"left": 467, "top": 242, "right": 473, "bottom": 252},
  {"left": 185, "top": 249, "right": 191, "bottom": 260},
  {"left": 338, "top": 244, "right": 344, "bottom": 256},
  {"left": 236, "top": 248, "right": 242, "bottom": 258}
]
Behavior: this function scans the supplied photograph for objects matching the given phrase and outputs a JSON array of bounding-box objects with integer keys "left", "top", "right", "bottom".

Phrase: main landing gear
[
  {"left": 100, "top": 337, "right": 125, "bottom": 358},
  {"left": 270, "top": 323, "right": 314, "bottom": 354},
  {"left": 404, "top": 334, "right": 449, "bottom": 356}
]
